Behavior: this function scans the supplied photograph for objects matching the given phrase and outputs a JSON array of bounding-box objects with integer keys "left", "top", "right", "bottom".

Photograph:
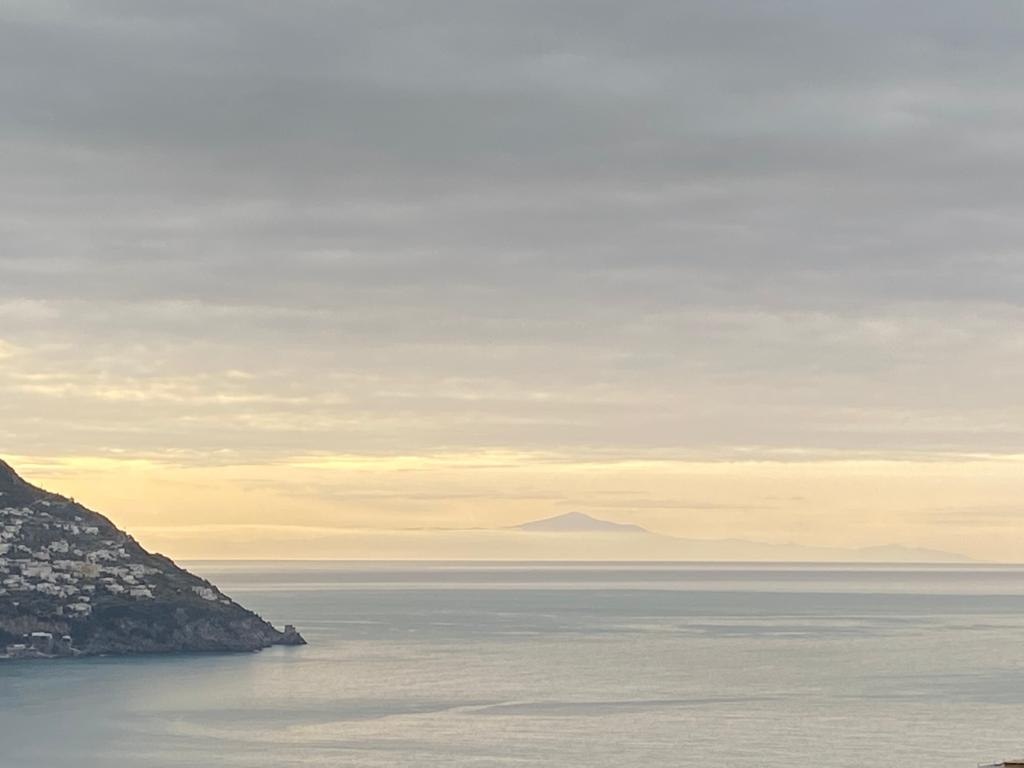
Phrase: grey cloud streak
[{"left": 2, "top": 0, "right": 1024, "bottom": 462}]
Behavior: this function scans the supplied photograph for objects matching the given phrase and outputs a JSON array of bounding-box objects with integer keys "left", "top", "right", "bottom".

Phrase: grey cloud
[{"left": 2, "top": 1, "right": 1024, "bottom": 461}]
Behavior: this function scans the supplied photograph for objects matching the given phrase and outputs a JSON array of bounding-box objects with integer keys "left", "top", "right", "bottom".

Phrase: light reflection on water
[{"left": 4, "top": 562, "right": 1024, "bottom": 767}]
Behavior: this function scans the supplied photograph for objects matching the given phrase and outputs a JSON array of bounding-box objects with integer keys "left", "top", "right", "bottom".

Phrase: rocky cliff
[{"left": 0, "top": 459, "right": 305, "bottom": 658}]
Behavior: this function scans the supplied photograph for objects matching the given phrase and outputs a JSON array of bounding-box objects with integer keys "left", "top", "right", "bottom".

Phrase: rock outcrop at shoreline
[{"left": 0, "top": 459, "right": 305, "bottom": 658}]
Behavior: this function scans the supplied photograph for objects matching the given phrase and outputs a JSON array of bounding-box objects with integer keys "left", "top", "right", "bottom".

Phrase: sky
[{"left": 2, "top": 1, "right": 1024, "bottom": 560}]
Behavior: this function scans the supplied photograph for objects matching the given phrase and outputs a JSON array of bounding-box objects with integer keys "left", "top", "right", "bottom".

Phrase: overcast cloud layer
[{"left": 3, "top": 0, "right": 1024, "bottom": 464}]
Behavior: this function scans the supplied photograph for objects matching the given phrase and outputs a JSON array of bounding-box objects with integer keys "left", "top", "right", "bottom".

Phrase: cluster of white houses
[{"left": 0, "top": 503, "right": 161, "bottom": 615}]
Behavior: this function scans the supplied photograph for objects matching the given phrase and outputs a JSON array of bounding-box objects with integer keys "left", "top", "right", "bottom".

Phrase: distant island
[
  {"left": 506, "top": 512, "right": 971, "bottom": 563},
  {"left": 129, "top": 509, "right": 976, "bottom": 562},
  {"left": 0, "top": 459, "right": 305, "bottom": 660}
]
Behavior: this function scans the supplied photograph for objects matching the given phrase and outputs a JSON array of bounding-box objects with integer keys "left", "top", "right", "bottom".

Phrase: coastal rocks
[
  {"left": 0, "top": 459, "right": 306, "bottom": 659},
  {"left": 279, "top": 624, "right": 307, "bottom": 646}
]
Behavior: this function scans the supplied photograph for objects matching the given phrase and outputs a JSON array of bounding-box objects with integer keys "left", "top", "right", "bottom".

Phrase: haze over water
[{"left": 4, "top": 562, "right": 1024, "bottom": 767}]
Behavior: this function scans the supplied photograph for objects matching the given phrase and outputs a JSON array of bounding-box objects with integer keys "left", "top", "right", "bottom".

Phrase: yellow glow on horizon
[{"left": 5, "top": 450, "right": 1024, "bottom": 563}]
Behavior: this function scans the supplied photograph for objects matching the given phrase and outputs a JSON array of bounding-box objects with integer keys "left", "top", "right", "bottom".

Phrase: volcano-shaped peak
[{"left": 515, "top": 511, "right": 649, "bottom": 533}]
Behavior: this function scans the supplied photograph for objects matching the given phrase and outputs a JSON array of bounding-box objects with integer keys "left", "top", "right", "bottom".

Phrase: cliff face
[{"left": 0, "top": 459, "right": 304, "bottom": 657}]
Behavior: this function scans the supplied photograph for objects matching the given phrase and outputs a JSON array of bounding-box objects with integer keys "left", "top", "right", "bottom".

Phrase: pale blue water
[{"left": 4, "top": 562, "right": 1024, "bottom": 767}]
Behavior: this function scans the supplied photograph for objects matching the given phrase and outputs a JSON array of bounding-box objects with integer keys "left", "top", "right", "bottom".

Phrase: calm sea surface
[{"left": 4, "top": 562, "right": 1024, "bottom": 767}]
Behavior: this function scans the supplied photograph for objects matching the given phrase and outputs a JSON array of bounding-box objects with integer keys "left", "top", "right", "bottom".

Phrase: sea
[{"left": 3, "top": 562, "right": 1024, "bottom": 767}]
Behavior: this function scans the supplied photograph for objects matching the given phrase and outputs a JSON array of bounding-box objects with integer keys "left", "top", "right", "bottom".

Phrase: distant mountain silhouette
[
  {"left": 124, "top": 509, "right": 975, "bottom": 564},
  {"left": 515, "top": 512, "right": 649, "bottom": 533},
  {"left": 504, "top": 510, "right": 973, "bottom": 563}
]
